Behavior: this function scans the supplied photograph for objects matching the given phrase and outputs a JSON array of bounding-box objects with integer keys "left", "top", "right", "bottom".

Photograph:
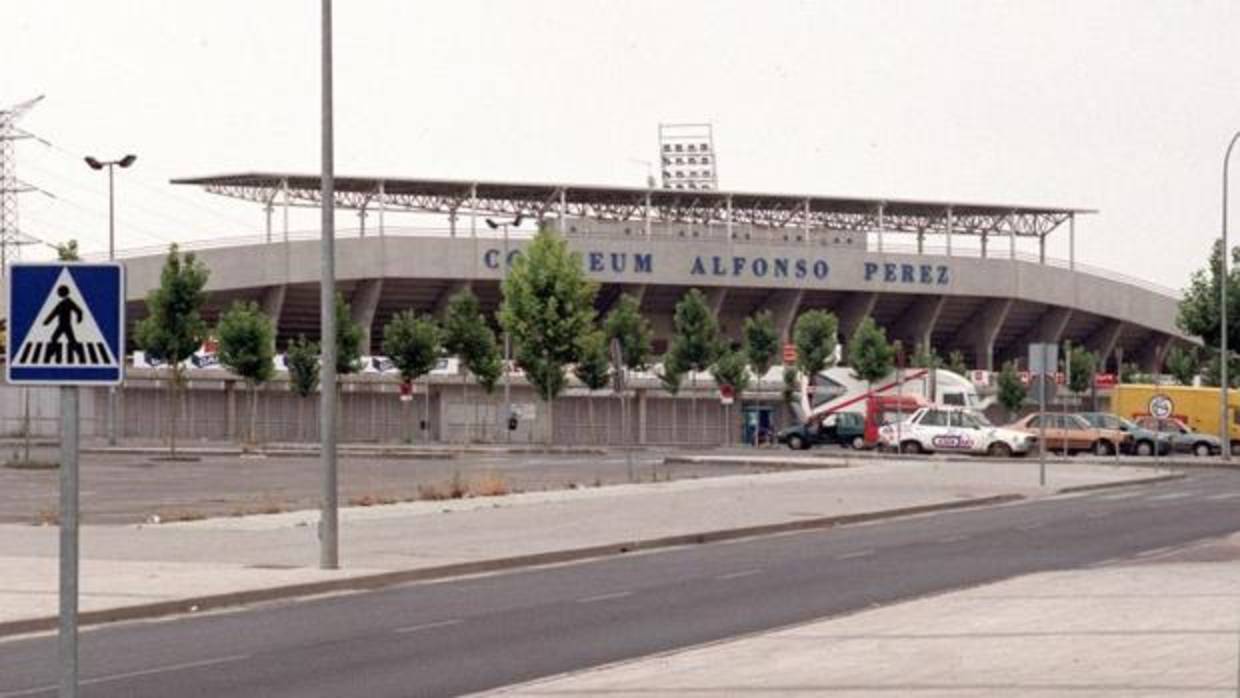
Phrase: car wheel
[
  {"left": 1194, "top": 442, "right": 1212, "bottom": 457},
  {"left": 1135, "top": 441, "right": 1154, "bottom": 457},
  {"left": 787, "top": 434, "right": 805, "bottom": 451},
  {"left": 1231, "top": 442, "right": 1240, "bottom": 457},
  {"left": 850, "top": 435, "right": 866, "bottom": 450},
  {"left": 987, "top": 442, "right": 1012, "bottom": 458},
  {"left": 900, "top": 440, "right": 922, "bottom": 455},
  {"left": 1093, "top": 440, "right": 1114, "bottom": 456}
]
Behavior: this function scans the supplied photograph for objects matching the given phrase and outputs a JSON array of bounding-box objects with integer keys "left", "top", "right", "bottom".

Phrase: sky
[{"left": 3, "top": 0, "right": 1239, "bottom": 293}]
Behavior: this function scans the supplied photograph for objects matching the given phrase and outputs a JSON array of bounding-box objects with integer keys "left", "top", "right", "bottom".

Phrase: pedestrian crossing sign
[{"left": 6, "top": 262, "right": 125, "bottom": 386}]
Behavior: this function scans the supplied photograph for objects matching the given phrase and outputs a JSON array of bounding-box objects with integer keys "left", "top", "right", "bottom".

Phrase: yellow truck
[{"left": 1112, "top": 384, "right": 1237, "bottom": 455}]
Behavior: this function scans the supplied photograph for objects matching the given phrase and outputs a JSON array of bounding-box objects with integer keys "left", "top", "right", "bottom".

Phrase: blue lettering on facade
[
  {"left": 773, "top": 258, "right": 788, "bottom": 277},
  {"left": 795, "top": 259, "right": 808, "bottom": 279},
  {"left": 483, "top": 249, "right": 500, "bottom": 269},
  {"left": 589, "top": 252, "right": 605, "bottom": 272},
  {"left": 732, "top": 257, "right": 746, "bottom": 276},
  {"left": 610, "top": 253, "right": 626, "bottom": 272},
  {"left": 813, "top": 260, "right": 829, "bottom": 279},
  {"left": 901, "top": 264, "right": 914, "bottom": 283},
  {"left": 884, "top": 263, "right": 897, "bottom": 282},
  {"left": 753, "top": 258, "right": 769, "bottom": 277},
  {"left": 864, "top": 262, "right": 879, "bottom": 281},
  {"left": 920, "top": 265, "right": 932, "bottom": 284},
  {"left": 635, "top": 254, "right": 653, "bottom": 273},
  {"left": 937, "top": 265, "right": 950, "bottom": 284},
  {"left": 712, "top": 256, "right": 726, "bottom": 276},
  {"left": 691, "top": 256, "right": 706, "bottom": 275}
]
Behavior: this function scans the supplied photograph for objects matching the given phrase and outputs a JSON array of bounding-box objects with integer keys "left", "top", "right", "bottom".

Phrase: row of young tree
[{"left": 133, "top": 225, "right": 948, "bottom": 449}]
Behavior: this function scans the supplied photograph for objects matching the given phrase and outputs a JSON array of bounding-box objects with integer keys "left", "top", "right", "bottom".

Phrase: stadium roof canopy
[{"left": 172, "top": 172, "right": 1094, "bottom": 238}]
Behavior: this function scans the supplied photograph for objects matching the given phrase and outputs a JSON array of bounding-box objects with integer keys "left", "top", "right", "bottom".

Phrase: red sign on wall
[{"left": 783, "top": 343, "right": 797, "bottom": 365}]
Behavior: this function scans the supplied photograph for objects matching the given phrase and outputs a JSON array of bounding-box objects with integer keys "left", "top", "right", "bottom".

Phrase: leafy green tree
[
  {"left": 946, "top": 349, "right": 968, "bottom": 377},
  {"left": 1178, "top": 238, "right": 1240, "bottom": 351},
  {"left": 1202, "top": 352, "right": 1240, "bottom": 388},
  {"left": 847, "top": 317, "right": 895, "bottom": 394},
  {"left": 711, "top": 348, "right": 752, "bottom": 445},
  {"left": 216, "top": 301, "right": 276, "bottom": 447},
  {"left": 443, "top": 289, "right": 504, "bottom": 440},
  {"left": 382, "top": 311, "right": 442, "bottom": 442},
  {"left": 603, "top": 293, "right": 653, "bottom": 372},
  {"left": 134, "top": 244, "right": 210, "bottom": 457},
  {"left": 997, "top": 360, "right": 1027, "bottom": 421},
  {"left": 574, "top": 329, "right": 612, "bottom": 444},
  {"left": 792, "top": 310, "right": 838, "bottom": 378},
  {"left": 55, "top": 239, "right": 80, "bottom": 261},
  {"left": 1066, "top": 344, "right": 1097, "bottom": 395},
  {"left": 286, "top": 336, "right": 319, "bottom": 442},
  {"left": 667, "top": 288, "right": 721, "bottom": 442},
  {"left": 911, "top": 343, "right": 942, "bottom": 370},
  {"left": 332, "top": 293, "right": 364, "bottom": 376},
  {"left": 782, "top": 365, "right": 799, "bottom": 406},
  {"left": 1119, "top": 361, "right": 1140, "bottom": 384},
  {"left": 1165, "top": 345, "right": 1199, "bottom": 386},
  {"left": 742, "top": 311, "right": 780, "bottom": 381},
  {"left": 656, "top": 352, "right": 686, "bottom": 440},
  {"left": 499, "top": 225, "right": 599, "bottom": 442}
]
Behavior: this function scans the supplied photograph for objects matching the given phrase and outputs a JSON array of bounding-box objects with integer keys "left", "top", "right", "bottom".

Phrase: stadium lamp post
[
  {"left": 85, "top": 153, "right": 136, "bottom": 448},
  {"left": 486, "top": 215, "right": 522, "bottom": 442},
  {"left": 1221, "top": 132, "right": 1240, "bottom": 462}
]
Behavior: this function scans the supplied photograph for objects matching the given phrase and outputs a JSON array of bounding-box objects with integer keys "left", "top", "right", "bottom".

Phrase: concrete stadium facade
[{"left": 100, "top": 222, "right": 1182, "bottom": 374}]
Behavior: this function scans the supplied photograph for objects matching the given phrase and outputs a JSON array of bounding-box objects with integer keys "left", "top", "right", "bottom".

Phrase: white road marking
[
  {"left": 1016, "top": 522, "right": 1045, "bottom": 531},
  {"left": 1206, "top": 492, "right": 1240, "bottom": 501},
  {"left": 394, "top": 619, "right": 463, "bottom": 634},
  {"left": 935, "top": 535, "right": 969, "bottom": 544},
  {"left": 0, "top": 654, "right": 250, "bottom": 697},
  {"left": 835, "top": 549, "right": 874, "bottom": 560},
  {"left": 715, "top": 568, "right": 763, "bottom": 581},
  {"left": 577, "top": 591, "right": 633, "bottom": 604},
  {"left": 1146, "top": 492, "right": 1192, "bottom": 502},
  {"left": 1096, "top": 491, "right": 1142, "bottom": 501}
]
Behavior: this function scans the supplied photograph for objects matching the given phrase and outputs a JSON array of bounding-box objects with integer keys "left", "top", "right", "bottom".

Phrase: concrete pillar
[
  {"left": 1087, "top": 320, "right": 1125, "bottom": 372},
  {"left": 836, "top": 292, "right": 879, "bottom": 348},
  {"left": 225, "top": 380, "right": 237, "bottom": 441},
  {"left": 705, "top": 287, "right": 728, "bottom": 316},
  {"left": 1008, "top": 306, "right": 1072, "bottom": 365},
  {"left": 765, "top": 289, "right": 803, "bottom": 343},
  {"left": 260, "top": 284, "right": 287, "bottom": 350},
  {"left": 951, "top": 298, "right": 1011, "bottom": 371},
  {"left": 1139, "top": 334, "right": 1172, "bottom": 374},
  {"left": 892, "top": 295, "right": 946, "bottom": 353},
  {"left": 604, "top": 283, "right": 647, "bottom": 315},
  {"left": 350, "top": 278, "right": 384, "bottom": 354}
]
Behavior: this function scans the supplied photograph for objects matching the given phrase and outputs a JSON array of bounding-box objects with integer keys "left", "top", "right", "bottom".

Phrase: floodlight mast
[
  {"left": 0, "top": 95, "right": 45, "bottom": 275},
  {"left": 487, "top": 215, "right": 522, "bottom": 441}
]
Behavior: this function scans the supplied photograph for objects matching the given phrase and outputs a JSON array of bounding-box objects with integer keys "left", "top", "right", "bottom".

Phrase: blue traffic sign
[{"left": 6, "top": 263, "right": 125, "bottom": 386}]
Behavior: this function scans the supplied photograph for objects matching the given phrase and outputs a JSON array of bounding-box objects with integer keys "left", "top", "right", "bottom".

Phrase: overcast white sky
[{"left": 3, "top": 0, "right": 1238, "bottom": 292}]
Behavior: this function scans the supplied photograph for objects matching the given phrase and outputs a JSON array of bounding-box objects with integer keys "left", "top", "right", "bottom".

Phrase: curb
[
  {"left": 78, "top": 446, "right": 610, "bottom": 458},
  {"left": 0, "top": 493, "right": 1023, "bottom": 638},
  {"left": 1053, "top": 472, "right": 1187, "bottom": 494},
  {"left": 663, "top": 455, "right": 852, "bottom": 470}
]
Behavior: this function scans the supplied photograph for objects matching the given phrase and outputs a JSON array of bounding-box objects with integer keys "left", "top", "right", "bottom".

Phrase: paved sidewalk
[
  {"left": 488, "top": 537, "right": 1240, "bottom": 697},
  {"left": 0, "top": 459, "right": 1169, "bottom": 632}
]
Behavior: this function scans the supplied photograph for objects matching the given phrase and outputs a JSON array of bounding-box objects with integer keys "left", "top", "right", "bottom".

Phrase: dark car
[
  {"left": 1132, "top": 417, "right": 1223, "bottom": 457},
  {"left": 1077, "top": 412, "right": 1172, "bottom": 456},
  {"left": 778, "top": 411, "right": 866, "bottom": 450}
]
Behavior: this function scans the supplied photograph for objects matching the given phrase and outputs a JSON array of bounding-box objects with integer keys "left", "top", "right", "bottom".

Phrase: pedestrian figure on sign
[{"left": 43, "top": 285, "right": 85, "bottom": 364}]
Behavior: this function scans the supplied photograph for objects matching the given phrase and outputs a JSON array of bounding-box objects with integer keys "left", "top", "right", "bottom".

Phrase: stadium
[{"left": 1, "top": 172, "right": 1185, "bottom": 445}]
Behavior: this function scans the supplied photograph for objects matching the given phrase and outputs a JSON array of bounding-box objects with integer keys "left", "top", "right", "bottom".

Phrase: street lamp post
[
  {"left": 1222, "top": 132, "right": 1240, "bottom": 462},
  {"left": 486, "top": 215, "right": 522, "bottom": 442},
  {"left": 84, "top": 154, "right": 136, "bottom": 448}
]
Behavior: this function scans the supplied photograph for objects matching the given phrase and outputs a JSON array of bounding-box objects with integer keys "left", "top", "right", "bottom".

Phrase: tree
[
  {"left": 792, "top": 310, "right": 838, "bottom": 378},
  {"left": 1178, "top": 238, "right": 1240, "bottom": 352},
  {"left": 1119, "top": 361, "right": 1140, "bottom": 384},
  {"left": 55, "top": 239, "right": 80, "bottom": 261},
  {"left": 667, "top": 289, "right": 721, "bottom": 444},
  {"left": 911, "top": 343, "right": 942, "bottom": 370},
  {"left": 711, "top": 348, "right": 752, "bottom": 445},
  {"left": 382, "top": 311, "right": 442, "bottom": 443},
  {"left": 946, "top": 349, "right": 968, "bottom": 377},
  {"left": 848, "top": 317, "right": 894, "bottom": 394},
  {"left": 134, "top": 244, "right": 209, "bottom": 458},
  {"left": 997, "top": 360, "right": 1027, "bottom": 421},
  {"left": 1165, "top": 345, "right": 1199, "bottom": 386},
  {"left": 1066, "top": 344, "right": 1097, "bottom": 395},
  {"left": 332, "top": 293, "right": 364, "bottom": 376},
  {"left": 286, "top": 336, "right": 320, "bottom": 441},
  {"left": 574, "top": 329, "right": 611, "bottom": 444},
  {"left": 499, "top": 225, "right": 599, "bottom": 443},
  {"left": 742, "top": 311, "right": 780, "bottom": 382},
  {"left": 443, "top": 289, "right": 503, "bottom": 441},
  {"left": 1202, "top": 352, "right": 1240, "bottom": 388},
  {"left": 603, "top": 293, "right": 653, "bottom": 372},
  {"left": 656, "top": 353, "right": 686, "bottom": 442},
  {"left": 781, "top": 366, "right": 799, "bottom": 406},
  {"left": 216, "top": 301, "right": 276, "bottom": 447}
]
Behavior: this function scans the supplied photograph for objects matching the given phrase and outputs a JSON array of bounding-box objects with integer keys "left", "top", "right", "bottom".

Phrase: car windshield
[
  {"left": 965, "top": 411, "right": 993, "bottom": 427},
  {"left": 1118, "top": 417, "right": 1140, "bottom": 431}
]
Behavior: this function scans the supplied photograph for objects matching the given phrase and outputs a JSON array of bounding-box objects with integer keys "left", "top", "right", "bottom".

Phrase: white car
[{"left": 878, "top": 407, "right": 1036, "bottom": 457}]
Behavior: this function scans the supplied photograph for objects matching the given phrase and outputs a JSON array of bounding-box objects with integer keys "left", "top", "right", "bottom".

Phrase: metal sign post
[
  {"left": 6, "top": 262, "right": 125, "bottom": 698},
  {"left": 610, "top": 339, "right": 632, "bottom": 482},
  {"left": 1030, "top": 343, "right": 1059, "bottom": 487}
]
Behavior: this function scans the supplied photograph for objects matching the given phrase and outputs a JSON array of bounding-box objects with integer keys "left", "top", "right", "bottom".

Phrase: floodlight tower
[
  {"left": 657, "top": 123, "right": 719, "bottom": 191},
  {"left": 0, "top": 95, "right": 44, "bottom": 275}
]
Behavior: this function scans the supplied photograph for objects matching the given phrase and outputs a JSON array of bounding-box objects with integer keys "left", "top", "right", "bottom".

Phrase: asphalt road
[{"left": 5, "top": 470, "right": 1240, "bottom": 697}]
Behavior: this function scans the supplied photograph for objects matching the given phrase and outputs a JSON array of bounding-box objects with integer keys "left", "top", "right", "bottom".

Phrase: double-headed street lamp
[
  {"left": 84, "top": 154, "right": 136, "bottom": 261},
  {"left": 486, "top": 214, "right": 522, "bottom": 441},
  {"left": 85, "top": 154, "right": 135, "bottom": 449}
]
